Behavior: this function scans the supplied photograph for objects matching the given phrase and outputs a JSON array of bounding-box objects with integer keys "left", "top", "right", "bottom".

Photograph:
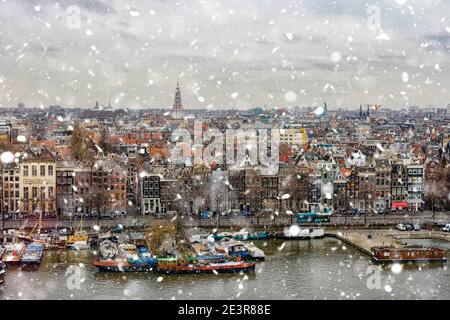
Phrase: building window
[
  {"left": 40, "top": 165, "right": 45, "bottom": 176},
  {"left": 48, "top": 187, "right": 54, "bottom": 198},
  {"left": 41, "top": 187, "right": 46, "bottom": 199},
  {"left": 32, "top": 165, "right": 37, "bottom": 176},
  {"left": 32, "top": 187, "right": 37, "bottom": 199},
  {"left": 24, "top": 187, "right": 29, "bottom": 200},
  {"left": 48, "top": 165, "right": 54, "bottom": 176},
  {"left": 23, "top": 166, "right": 29, "bottom": 177}
]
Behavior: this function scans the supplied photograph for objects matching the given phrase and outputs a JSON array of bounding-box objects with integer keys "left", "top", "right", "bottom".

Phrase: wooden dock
[
  {"left": 326, "top": 229, "right": 450, "bottom": 260},
  {"left": 325, "top": 230, "right": 405, "bottom": 258}
]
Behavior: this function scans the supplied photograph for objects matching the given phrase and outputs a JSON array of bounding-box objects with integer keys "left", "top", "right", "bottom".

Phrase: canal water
[{"left": 0, "top": 238, "right": 449, "bottom": 300}]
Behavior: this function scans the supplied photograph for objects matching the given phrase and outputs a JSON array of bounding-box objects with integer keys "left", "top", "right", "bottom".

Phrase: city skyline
[{"left": 0, "top": 0, "right": 449, "bottom": 109}]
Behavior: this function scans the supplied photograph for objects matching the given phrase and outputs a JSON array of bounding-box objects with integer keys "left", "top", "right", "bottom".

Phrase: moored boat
[
  {"left": 66, "top": 215, "right": 89, "bottom": 249},
  {"left": 191, "top": 241, "right": 226, "bottom": 263},
  {"left": 118, "top": 243, "right": 138, "bottom": 260},
  {"left": 234, "top": 231, "right": 268, "bottom": 241},
  {"left": 127, "top": 245, "right": 157, "bottom": 270},
  {"left": 94, "top": 257, "right": 136, "bottom": 272},
  {"left": 372, "top": 246, "right": 447, "bottom": 263},
  {"left": 279, "top": 226, "right": 325, "bottom": 239},
  {"left": 94, "top": 240, "right": 156, "bottom": 272},
  {"left": 156, "top": 259, "right": 256, "bottom": 274},
  {"left": 244, "top": 243, "right": 265, "bottom": 261},
  {"left": 213, "top": 231, "right": 268, "bottom": 241},
  {"left": 21, "top": 242, "right": 44, "bottom": 266},
  {"left": 1, "top": 243, "right": 26, "bottom": 266},
  {"left": 66, "top": 240, "right": 90, "bottom": 250}
]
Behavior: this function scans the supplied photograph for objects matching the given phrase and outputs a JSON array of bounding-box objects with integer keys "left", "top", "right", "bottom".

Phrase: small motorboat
[
  {"left": 280, "top": 226, "right": 325, "bottom": 239},
  {"left": 66, "top": 240, "right": 90, "bottom": 250},
  {"left": 244, "top": 243, "right": 265, "bottom": 261},
  {"left": 21, "top": 242, "right": 44, "bottom": 266},
  {"left": 1, "top": 243, "right": 26, "bottom": 266}
]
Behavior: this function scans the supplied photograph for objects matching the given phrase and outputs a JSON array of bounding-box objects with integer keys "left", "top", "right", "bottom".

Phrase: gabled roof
[{"left": 23, "top": 146, "right": 57, "bottom": 162}]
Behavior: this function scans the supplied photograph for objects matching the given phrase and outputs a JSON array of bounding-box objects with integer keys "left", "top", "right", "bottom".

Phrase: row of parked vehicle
[
  {"left": 72, "top": 212, "right": 128, "bottom": 219},
  {"left": 196, "top": 210, "right": 255, "bottom": 219},
  {"left": 396, "top": 223, "right": 450, "bottom": 232},
  {"left": 396, "top": 223, "right": 421, "bottom": 231},
  {"left": 1, "top": 213, "right": 58, "bottom": 220}
]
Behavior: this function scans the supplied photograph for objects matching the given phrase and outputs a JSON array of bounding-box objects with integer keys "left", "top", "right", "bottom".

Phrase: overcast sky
[{"left": 0, "top": 0, "right": 449, "bottom": 110}]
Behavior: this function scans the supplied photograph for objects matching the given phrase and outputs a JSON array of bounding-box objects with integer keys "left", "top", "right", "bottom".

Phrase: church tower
[{"left": 173, "top": 81, "right": 183, "bottom": 119}]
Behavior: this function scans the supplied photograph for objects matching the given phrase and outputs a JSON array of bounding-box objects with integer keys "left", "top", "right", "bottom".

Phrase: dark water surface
[{"left": 1, "top": 238, "right": 448, "bottom": 300}]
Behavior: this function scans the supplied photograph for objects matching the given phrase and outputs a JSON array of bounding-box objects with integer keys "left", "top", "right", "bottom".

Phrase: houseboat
[
  {"left": 94, "top": 240, "right": 156, "bottom": 272},
  {"left": 213, "top": 231, "right": 268, "bottom": 241},
  {"left": 191, "top": 241, "right": 226, "bottom": 262},
  {"left": 94, "top": 257, "right": 135, "bottom": 272},
  {"left": 156, "top": 259, "right": 256, "bottom": 274},
  {"left": 1, "top": 243, "right": 26, "bottom": 266},
  {"left": 372, "top": 246, "right": 447, "bottom": 263},
  {"left": 21, "top": 242, "right": 44, "bottom": 266},
  {"left": 279, "top": 226, "right": 325, "bottom": 239},
  {"left": 215, "top": 240, "right": 252, "bottom": 260}
]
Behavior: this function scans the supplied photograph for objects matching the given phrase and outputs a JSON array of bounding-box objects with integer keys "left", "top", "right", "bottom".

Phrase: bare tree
[
  {"left": 89, "top": 169, "right": 111, "bottom": 224},
  {"left": 98, "top": 126, "right": 112, "bottom": 155},
  {"left": 424, "top": 162, "right": 450, "bottom": 212},
  {"left": 70, "top": 122, "right": 88, "bottom": 161}
]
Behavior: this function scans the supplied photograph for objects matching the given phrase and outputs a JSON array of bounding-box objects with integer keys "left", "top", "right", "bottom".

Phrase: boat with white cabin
[{"left": 280, "top": 225, "right": 325, "bottom": 239}]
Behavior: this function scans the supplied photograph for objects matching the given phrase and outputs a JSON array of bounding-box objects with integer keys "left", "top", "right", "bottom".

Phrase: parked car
[
  {"left": 413, "top": 223, "right": 421, "bottom": 231},
  {"left": 200, "top": 211, "right": 211, "bottom": 219},
  {"left": 396, "top": 223, "right": 406, "bottom": 231},
  {"left": 348, "top": 208, "right": 360, "bottom": 215},
  {"left": 404, "top": 223, "right": 414, "bottom": 231},
  {"left": 442, "top": 224, "right": 450, "bottom": 232},
  {"left": 230, "top": 209, "right": 240, "bottom": 216},
  {"left": 100, "top": 213, "right": 112, "bottom": 220}
]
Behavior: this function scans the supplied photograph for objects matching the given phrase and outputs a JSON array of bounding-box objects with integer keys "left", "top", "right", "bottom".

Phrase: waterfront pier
[{"left": 326, "top": 229, "right": 450, "bottom": 258}]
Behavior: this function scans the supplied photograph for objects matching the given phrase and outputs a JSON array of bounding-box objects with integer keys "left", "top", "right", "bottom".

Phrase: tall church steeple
[{"left": 173, "top": 81, "right": 183, "bottom": 119}]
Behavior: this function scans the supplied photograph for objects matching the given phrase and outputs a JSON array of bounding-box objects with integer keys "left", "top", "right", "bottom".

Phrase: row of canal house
[
  {"left": 0, "top": 148, "right": 425, "bottom": 218},
  {"left": 1, "top": 147, "right": 129, "bottom": 218}
]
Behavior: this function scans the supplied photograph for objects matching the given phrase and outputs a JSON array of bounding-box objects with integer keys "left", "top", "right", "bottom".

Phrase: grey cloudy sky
[{"left": 0, "top": 0, "right": 449, "bottom": 109}]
